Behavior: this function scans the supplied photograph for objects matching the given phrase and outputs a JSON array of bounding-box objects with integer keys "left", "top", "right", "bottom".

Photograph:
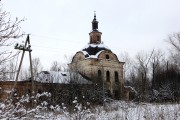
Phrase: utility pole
[{"left": 12, "top": 34, "right": 34, "bottom": 95}]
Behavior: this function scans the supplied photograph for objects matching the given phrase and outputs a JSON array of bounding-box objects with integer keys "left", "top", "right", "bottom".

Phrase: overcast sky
[{"left": 2, "top": 0, "right": 180, "bottom": 69}]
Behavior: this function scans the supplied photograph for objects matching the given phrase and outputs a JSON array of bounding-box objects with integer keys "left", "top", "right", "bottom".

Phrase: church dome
[{"left": 81, "top": 43, "right": 111, "bottom": 58}]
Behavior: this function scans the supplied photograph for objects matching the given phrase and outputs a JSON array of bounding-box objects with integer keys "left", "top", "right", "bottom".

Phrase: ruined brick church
[{"left": 69, "top": 13, "right": 125, "bottom": 99}]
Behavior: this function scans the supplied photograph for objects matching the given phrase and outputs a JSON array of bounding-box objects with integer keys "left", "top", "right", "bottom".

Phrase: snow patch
[
  {"left": 36, "top": 71, "right": 92, "bottom": 84},
  {"left": 82, "top": 43, "right": 110, "bottom": 51}
]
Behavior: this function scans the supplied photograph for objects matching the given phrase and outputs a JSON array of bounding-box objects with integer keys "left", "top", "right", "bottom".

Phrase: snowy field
[
  {"left": 54, "top": 101, "right": 180, "bottom": 120},
  {"left": 0, "top": 100, "right": 179, "bottom": 120}
]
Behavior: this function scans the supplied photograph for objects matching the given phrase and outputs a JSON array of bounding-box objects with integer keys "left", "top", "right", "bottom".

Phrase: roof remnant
[{"left": 81, "top": 43, "right": 111, "bottom": 58}]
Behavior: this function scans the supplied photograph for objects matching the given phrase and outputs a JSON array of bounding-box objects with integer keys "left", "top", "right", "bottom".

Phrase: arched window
[
  {"left": 115, "top": 71, "right": 119, "bottom": 82},
  {"left": 28, "top": 89, "right": 31, "bottom": 94},
  {"left": 98, "top": 70, "right": 102, "bottom": 80},
  {"left": 106, "top": 71, "right": 110, "bottom": 82},
  {"left": 38, "top": 89, "right": 42, "bottom": 94},
  {"left": 97, "top": 36, "right": 100, "bottom": 41},
  {"left": 113, "top": 90, "right": 119, "bottom": 99},
  {"left": 106, "top": 54, "right": 110, "bottom": 59}
]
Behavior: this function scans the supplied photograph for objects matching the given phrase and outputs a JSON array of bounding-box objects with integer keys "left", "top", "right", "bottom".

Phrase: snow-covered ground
[
  {"left": 1, "top": 100, "right": 179, "bottom": 120},
  {"left": 94, "top": 101, "right": 179, "bottom": 120},
  {"left": 54, "top": 101, "right": 180, "bottom": 120}
]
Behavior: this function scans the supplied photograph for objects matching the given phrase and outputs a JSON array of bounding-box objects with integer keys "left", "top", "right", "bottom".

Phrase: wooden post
[
  {"left": 12, "top": 35, "right": 34, "bottom": 97},
  {"left": 27, "top": 35, "right": 34, "bottom": 93},
  {"left": 12, "top": 35, "right": 29, "bottom": 91}
]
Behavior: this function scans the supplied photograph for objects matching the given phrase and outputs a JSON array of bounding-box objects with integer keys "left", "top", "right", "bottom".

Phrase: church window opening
[
  {"left": 114, "top": 90, "right": 119, "bottom": 99},
  {"left": 93, "top": 22, "right": 98, "bottom": 30},
  {"left": 28, "top": 89, "right": 31, "bottom": 94},
  {"left": 38, "top": 89, "right": 42, "bottom": 94},
  {"left": 97, "top": 36, "right": 100, "bottom": 41},
  {"left": 115, "top": 71, "right": 119, "bottom": 82},
  {"left": 106, "top": 71, "right": 110, "bottom": 82},
  {"left": 106, "top": 54, "right": 110, "bottom": 59},
  {"left": 98, "top": 70, "right": 102, "bottom": 80}
]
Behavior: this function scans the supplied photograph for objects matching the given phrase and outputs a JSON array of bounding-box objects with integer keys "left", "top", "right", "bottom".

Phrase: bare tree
[
  {"left": 0, "top": 63, "right": 8, "bottom": 80},
  {"left": 0, "top": 4, "right": 24, "bottom": 78},
  {"left": 120, "top": 51, "right": 136, "bottom": 86},
  {"left": 31, "top": 57, "right": 43, "bottom": 78},
  {"left": 50, "top": 61, "right": 62, "bottom": 71},
  {"left": 135, "top": 50, "right": 154, "bottom": 100},
  {"left": 8, "top": 59, "right": 17, "bottom": 80},
  {"left": 64, "top": 54, "right": 73, "bottom": 71},
  {"left": 150, "top": 50, "right": 164, "bottom": 87},
  {"left": 167, "top": 33, "right": 180, "bottom": 53},
  {"left": 136, "top": 50, "right": 154, "bottom": 82},
  {"left": 19, "top": 66, "right": 29, "bottom": 81}
]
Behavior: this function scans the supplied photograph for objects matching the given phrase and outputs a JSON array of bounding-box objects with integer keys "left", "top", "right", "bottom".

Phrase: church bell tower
[{"left": 89, "top": 12, "right": 102, "bottom": 44}]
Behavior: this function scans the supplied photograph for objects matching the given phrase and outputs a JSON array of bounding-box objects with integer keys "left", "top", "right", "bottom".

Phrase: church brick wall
[{"left": 69, "top": 51, "right": 125, "bottom": 99}]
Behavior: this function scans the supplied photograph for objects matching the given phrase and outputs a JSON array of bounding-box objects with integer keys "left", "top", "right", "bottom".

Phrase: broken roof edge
[{"left": 81, "top": 43, "right": 111, "bottom": 51}]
